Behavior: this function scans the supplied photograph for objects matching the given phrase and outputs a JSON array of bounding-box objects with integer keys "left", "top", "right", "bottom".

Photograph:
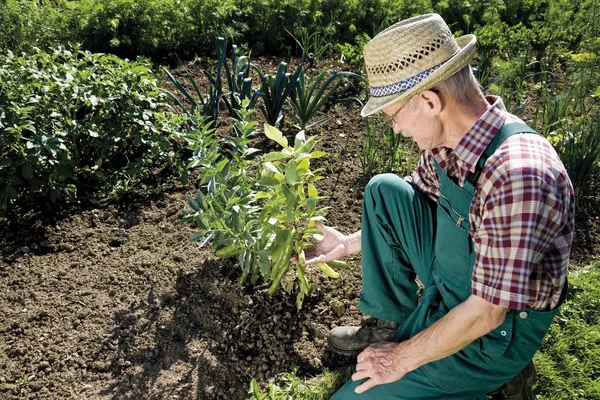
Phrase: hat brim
[{"left": 361, "top": 34, "right": 477, "bottom": 117}]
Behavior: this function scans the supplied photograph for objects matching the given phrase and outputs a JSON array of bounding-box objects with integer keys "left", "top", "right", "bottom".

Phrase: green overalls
[{"left": 331, "top": 123, "right": 567, "bottom": 399}]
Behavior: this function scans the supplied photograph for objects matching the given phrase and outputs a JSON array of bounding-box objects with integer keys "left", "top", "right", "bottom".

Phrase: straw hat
[{"left": 361, "top": 13, "right": 477, "bottom": 117}]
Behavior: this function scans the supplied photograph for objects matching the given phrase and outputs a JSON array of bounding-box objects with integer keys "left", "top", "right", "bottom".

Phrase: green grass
[
  {"left": 534, "top": 265, "right": 600, "bottom": 400},
  {"left": 248, "top": 368, "right": 349, "bottom": 400}
]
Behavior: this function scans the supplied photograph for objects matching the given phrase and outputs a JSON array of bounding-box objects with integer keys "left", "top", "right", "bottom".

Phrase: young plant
[
  {"left": 260, "top": 62, "right": 301, "bottom": 126},
  {"left": 255, "top": 124, "right": 347, "bottom": 308},
  {"left": 359, "top": 120, "right": 419, "bottom": 177},
  {"left": 286, "top": 25, "right": 335, "bottom": 63},
  {"left": 289, "top": 64, "right": 362, "bottom": 130},
  {"left": 181, "top": 102, "right": 265, "bottom": 284},
  {"left": 182, "top": 117, "right": 347, "bottom": 307},
  {"left": 222, "top": 43, "right": 262, "bottom": 116}
]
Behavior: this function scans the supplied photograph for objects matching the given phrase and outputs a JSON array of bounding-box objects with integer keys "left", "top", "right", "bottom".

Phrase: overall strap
[{"left": 468, "top": 122, "right": 538, "bottom": 185}]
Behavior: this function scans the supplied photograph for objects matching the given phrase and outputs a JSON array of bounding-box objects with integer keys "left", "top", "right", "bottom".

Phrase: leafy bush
[
  {"left": 1, "top": 0, "right": 596, "bottom": 75},
  {"left": 70, "top": 0, "right": 200, "bottom": 62},
  {"left": 0, "top": 46, "right": 187, "bottom": 219},
  {"left": 0, "top": 0, "right": 73, "bottom": 54},
  {"left": 337, "top": 32, "right": 372, "bottom": 73}
]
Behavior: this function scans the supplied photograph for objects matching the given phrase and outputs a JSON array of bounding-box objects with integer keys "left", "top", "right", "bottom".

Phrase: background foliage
[
  {"left": 0, "top": 46, "right": 187, "bottom": 218},
  {"left": 1, "top": 0, "right": 596, "bottom": 66},
  {"left": 534, "top": 267, "right": 600, "bottom": 399}
]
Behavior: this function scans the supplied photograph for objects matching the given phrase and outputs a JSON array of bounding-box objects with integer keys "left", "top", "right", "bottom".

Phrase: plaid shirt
[{"left": 411, "top": 97, "right": 575, "bottom": 311}]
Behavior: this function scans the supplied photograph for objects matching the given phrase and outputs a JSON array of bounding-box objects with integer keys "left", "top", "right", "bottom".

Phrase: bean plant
[{"left": 182, "top": 102, "right": 346, "bottom": 308}]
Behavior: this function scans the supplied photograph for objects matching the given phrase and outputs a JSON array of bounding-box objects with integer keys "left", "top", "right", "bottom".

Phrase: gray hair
[
  {"left": 407, "top": 65, "right": 482, "bottom": 111},
  {"left": 433, "top": 65, "right": 482, "bottom": 105}
]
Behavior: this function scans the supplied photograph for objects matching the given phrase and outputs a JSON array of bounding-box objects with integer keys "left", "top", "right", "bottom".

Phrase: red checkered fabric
[{"left": 410, "top": 96, "right": 575, "bottom": 311}]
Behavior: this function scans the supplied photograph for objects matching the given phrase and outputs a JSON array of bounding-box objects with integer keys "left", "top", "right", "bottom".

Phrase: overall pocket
[{"left": 435, "top": 193, "right": 472, "bottom": 287}]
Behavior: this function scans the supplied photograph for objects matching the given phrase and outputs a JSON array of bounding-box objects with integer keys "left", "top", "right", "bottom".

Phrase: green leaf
[
  {"left": 264, "top": 162, "right": 280, "bottom": 174},
  {"left": 22, "top": 164, "right": 34, "bottom": 181},
  {"left": 254, "top": 191, "right": 271, "bottom": 199},
  {"left": 307, "top": 198, "right": 316, "bottom": 215},
  {"left": 188, "top": 198, "right": 199, "bottom": 211},
  {"left": 4, "top": 186, "right": 18, "bottom": 199},
  {"left": 307, "top": 183, "right": 318, "bottom": 198},
  {"left": 294, "top": 130, "right": 306, "bottom": 149},
  {"left": 296, "top": 158, "right": 310, "bottom": 176},
  {"left": 258, "top": 176, "right": 281, "bottom": 186},
  {"left": 263, "top": 151, "right": 292, "bottom": 162},
  {"left": 285, "top": 161, "right": 298, "bottom": 184},
  {"left": 310, "top": 151, "right": 326, "bottom": 158},
  {"left": 264, "top": 124, "right": 289, "bottom": 149}
]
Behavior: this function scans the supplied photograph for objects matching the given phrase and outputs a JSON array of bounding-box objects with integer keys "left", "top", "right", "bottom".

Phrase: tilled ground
[
  {"left": 1, "top": 57, "right": 599, "bottom": 399},
  {"left": 0, "top": 98, "right": 372, "bottom": 399}
]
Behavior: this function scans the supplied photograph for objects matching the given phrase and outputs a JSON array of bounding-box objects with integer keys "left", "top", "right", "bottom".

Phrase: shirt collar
[{"left": 453, "top": 96, "right": 507, "bottom": 177}]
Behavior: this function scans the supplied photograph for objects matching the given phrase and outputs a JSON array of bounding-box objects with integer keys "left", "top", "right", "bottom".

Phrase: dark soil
[{"left": 1, "top": 57, "right": 598, "bottom": 400}]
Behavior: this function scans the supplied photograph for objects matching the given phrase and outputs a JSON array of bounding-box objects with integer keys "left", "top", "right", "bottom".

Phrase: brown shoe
[
  {"left": 328, "top": 319, "right": 399, "bottom": 357},
  {"left": 488, "top": 361, "right": 536, "bottom": 399}
]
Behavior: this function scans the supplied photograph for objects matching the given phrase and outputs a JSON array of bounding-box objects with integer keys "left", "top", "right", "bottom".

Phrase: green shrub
[
  {"left": 0, "top": 0, "right": 72, "bottom": 54},
  {"left": 1, "top": 0, "right": 596, "bottom": 71},
  {"left": 0, "top": 46, "right": 188, "bottom": 219},
  {"left": 70, "top": 0, "right": 197, "bottom": 62}
]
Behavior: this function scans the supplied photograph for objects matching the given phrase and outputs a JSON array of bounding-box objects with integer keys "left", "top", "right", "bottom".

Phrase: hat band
[{"left": 369, "top": 62, "right": 445, "bottom": 98}]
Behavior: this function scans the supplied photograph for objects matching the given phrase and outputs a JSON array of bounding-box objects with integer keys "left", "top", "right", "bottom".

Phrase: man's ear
[{"left": 419, "top": 89, "right": 443, "bottom": 116}]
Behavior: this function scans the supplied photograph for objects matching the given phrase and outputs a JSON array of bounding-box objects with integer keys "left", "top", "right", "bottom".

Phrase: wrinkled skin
[{"left": 352, "top": 342, "right": 411, "bottom": 394}]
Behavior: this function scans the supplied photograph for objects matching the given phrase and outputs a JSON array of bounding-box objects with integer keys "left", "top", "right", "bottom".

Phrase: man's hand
[
  {"left": 352, "top": 342, "right": 412, "bottom": 394},
  {"left": 349, "top": 295, "right": 507, "bottom": 394},
  {"left": 301, "top": 223, "right": 352, "bottom": 265}
]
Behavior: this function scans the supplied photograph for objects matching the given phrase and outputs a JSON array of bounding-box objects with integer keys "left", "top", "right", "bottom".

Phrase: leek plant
[
  {"left": 289, "top": 64, "right": 362, "bottom": 130},
  {"left": 223, "top": 43, "right": 262, "bottom": 117},
  {"left": 164, "top": 37, "right": 262, "bottom": 125},
  {"left": 260, "top": 62, "right": 301, "bottom": 126}
]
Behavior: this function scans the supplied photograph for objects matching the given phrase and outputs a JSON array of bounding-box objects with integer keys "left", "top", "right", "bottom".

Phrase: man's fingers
[
  {"left": 351, "top": 369, "right": 370, "bottom": 382},
  {"left": 304, "top": 254, "right": 326, "bottom": 266},
  {"left": 357, "top": 345, "right": 374, "bottom": 363},
  {"left": 315, "top": 222, "right": 327, "bottom": 234},
  {"left": 355, "top": 378, "right": 377, "bottom": 394}
]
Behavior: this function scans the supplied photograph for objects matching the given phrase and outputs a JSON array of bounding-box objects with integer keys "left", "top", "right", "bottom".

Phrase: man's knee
[{"left": 364, "top": 173, "right": 413, "bottom": 205}]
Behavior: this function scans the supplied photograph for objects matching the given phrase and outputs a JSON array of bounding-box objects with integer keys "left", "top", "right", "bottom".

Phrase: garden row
[{"left": 1, "top": 0, "right": 597, "bottom": 66}]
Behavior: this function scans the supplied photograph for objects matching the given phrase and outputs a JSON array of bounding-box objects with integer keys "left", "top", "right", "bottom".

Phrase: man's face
[{"left": 381, "top": 95, "right": 443, "bottom": 150}]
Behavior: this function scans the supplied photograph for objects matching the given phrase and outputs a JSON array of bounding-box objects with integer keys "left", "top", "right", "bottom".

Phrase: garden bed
[{"left": 1, "top": 57, "right": 599, "bottom": 399}]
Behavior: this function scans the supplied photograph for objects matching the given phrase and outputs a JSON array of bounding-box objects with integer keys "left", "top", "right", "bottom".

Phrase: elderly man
[{"left": 304, "top": 13, "right": 575, "bottom": 399}]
